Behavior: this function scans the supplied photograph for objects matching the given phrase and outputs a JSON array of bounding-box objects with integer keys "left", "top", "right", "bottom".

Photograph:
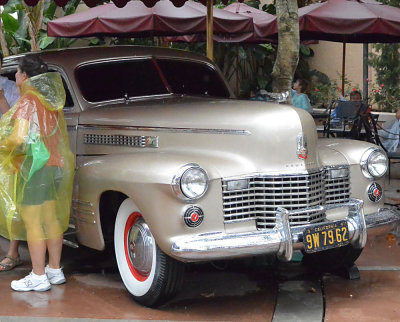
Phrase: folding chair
[{"left": 324, "top": 100, "right": 358, "bottom": 138}]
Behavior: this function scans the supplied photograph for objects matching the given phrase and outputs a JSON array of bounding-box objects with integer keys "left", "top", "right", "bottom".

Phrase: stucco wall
[{"left": 307, "top": 41, "right": 376, "bottom": 92}]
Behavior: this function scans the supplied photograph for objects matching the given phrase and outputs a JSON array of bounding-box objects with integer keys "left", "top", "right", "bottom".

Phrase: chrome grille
[
  {"left": 222, "top": 167, "right": 350, "bottom": 230},
  {"left": 325, "top": 168, "right": 351, "bottom": 204}
]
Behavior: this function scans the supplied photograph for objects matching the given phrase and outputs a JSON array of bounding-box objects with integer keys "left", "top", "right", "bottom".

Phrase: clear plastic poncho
[{"left": 0, "top": 72, "right": 74, "bottom": 241}]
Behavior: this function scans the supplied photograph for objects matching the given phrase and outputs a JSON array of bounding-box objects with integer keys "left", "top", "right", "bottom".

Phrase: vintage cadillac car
[{"left": 2, "top": 46, "right": 399, "bottom": 306}]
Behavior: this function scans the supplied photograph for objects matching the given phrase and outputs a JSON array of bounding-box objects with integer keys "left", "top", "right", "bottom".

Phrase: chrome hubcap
[{"left": 127, "top": 218, "right": 153, "bottom": 276}]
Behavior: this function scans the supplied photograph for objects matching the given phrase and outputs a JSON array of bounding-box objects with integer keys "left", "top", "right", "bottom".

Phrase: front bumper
[{"left": 171, "top": 199, "right": 400, "bottom": 262}]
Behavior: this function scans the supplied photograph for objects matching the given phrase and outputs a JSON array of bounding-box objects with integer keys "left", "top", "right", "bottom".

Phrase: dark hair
[
  {"left": 296, "top": 78, "right": 308, "bottom": 93},
  {"left": 19, "top": 56, "right": 48, "bottom": 78},
  {"left": 350, "top": 90, "right": 362, "bottom": 100},
  {"left": 0, "top": 52, "right": 3, "bottom": 64}
]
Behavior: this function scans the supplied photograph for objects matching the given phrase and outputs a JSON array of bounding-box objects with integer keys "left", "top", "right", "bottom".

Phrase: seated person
[
  {"left": 378, "top": 108, "right": 400, "bottom": 152},
  {"left": 349, "top": 90, "right": 370, "bottom": 115},
  {"left": 291, "top": 79, "right": 312, "bottom": 112},
  {"left": 330, "top": 91, "right": 370, "bottom": 128}
]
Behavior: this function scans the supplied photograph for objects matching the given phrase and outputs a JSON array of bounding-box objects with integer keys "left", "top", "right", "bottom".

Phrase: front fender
[{"left": 75, "top": 151, "right": 255, "bottom": 253}]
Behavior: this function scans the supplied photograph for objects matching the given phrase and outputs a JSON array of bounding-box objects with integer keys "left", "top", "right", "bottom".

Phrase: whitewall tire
[{"left": 114, "top": 199, "right": 184, "bottom": 307}]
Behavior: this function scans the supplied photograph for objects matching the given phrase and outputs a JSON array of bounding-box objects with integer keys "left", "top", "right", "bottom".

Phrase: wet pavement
[{"left": 0, "top": 175, "right": 399, "bottom": 321}]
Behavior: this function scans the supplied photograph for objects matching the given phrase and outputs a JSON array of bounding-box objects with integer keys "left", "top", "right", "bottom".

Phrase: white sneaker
[
  {"left": 11, "top": 272, "right": 51, "bottom": 292},
  {"left": 45, "top": 265, "right": 66, "bottom": 285}
]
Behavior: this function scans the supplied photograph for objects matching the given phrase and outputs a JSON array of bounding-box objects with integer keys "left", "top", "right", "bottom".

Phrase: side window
[
  {"left": 60, "top": 76, "right": 74, "bottom": 109},
  {"left": 75, "top": 59, "right": 168, "bottom": 103},
  {"left": 2, "top": 68, "right": 74, "bottom": 110},
  {"left": 48, "top": 68, "right": 74, "bottom": 110}
]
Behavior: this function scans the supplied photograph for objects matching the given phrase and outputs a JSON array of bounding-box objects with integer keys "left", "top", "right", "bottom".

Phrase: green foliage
[
  {"left": 307, "top": 74, "right": 360, "bottom": 108},
  {"left": 39, "top": 0, "right": 81, "bottom": 50},
  {"left": 368, "top": 80, "right": 400, "bottom": 112},
  {"left": 1, "top": 0, "right": 81, "bottom": 55},
  {"left": 369, "top": 43, "right": 400, "bottom": 112},
  {"left": 368, "top": 0, "right": 400, "bottom": 111}
]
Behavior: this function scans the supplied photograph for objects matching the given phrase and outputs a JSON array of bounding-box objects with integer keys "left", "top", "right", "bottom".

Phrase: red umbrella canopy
[
  {"left": 223, "top": 2, "right": 277, "bottom": 41},
  {"left": 47, "top": 0, "right": 253, "bottom": 38},
  {"left": 298, "top": 0, "right": 400, "bottom": 43},
  {"left": 167, "top": 2, "right": 276, "bottom": 43},
  {"left": 1, "top": 0, "right": 239, "bottom": 8}
]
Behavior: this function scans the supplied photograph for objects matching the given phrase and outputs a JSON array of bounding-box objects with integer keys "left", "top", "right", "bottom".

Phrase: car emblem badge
[
  {"left": 297, "top": 133, "right": 308, "bottom": 160},
  {"left": 368, "top": 182, "right": 383, "bottom": 202}
]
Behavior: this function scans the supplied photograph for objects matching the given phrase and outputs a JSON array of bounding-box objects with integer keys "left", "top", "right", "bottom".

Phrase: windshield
[
  {"left": 76, "top": 58, "right": 230, "bottom": 103},
  {"left": 156, "top": 59, "right": 230, "bottom": 98}
]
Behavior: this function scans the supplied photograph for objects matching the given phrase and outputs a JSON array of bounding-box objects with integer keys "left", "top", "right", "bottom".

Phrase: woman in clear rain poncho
[{"left": 0, "top": 56, "right": 74, "bottom": 291}]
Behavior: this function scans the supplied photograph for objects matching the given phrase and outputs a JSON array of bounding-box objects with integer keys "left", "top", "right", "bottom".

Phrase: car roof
[{"left": 2, "top": 46, "right": 212, "bottom": 68}]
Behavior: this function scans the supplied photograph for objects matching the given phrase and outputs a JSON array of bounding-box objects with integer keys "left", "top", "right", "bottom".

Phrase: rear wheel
[
  {"left": 302, "top": 244, "right": 363, "bottom": 273},
  {"left": 114, "top": 199, "right": 184, "bottom": 307}
]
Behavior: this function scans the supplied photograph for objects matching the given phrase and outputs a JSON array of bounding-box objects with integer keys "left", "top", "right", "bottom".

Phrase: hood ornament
[{"left": 297, "top": 133, "right": 308, "bottom": 160}]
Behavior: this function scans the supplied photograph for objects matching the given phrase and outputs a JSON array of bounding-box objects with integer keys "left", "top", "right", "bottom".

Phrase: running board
[
  {"left": 63, "top": 239, "right": 79, "bottom": 249},
  {"left": 63, "top": 223, "right": 79, "bottom": 248}
]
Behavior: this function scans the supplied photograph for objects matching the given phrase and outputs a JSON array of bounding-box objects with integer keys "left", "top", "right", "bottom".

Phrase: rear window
[
  {"left": 76, "top": 59, "right": 168, "bottom": 102},
  {"left": 157, "top": 59, "right": 230, "bottom": 98}
]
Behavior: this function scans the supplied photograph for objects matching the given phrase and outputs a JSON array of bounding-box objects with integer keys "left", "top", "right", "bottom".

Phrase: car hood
[{"left": 78, "top": 96, "right": 322, "bottom": 176}]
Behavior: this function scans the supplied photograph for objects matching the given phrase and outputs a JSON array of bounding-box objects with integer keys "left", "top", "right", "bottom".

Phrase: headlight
[
  {"left": 172, "top": 164, "right": 209, "bottom": 200},
  {"left": 360, "top": 148, "right": 388, "bottom": 179}
]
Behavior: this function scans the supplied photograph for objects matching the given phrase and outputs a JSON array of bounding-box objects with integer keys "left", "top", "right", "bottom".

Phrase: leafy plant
[
  {"left": 368, "top": 80, "right": 400, "bottom": 112},
  {"left": 368, "top": 0, "right": 400, "bottom": 112},
  {"left": 0, "top": 0, "right": 81, "bottom": 55}
]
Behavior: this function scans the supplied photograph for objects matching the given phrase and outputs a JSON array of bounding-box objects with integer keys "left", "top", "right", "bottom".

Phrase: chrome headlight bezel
[
  {"left": 360, "top": 147, "right": 388, "bottom": 179},
  {"left": 172, "top": 164, "right": 209, "bottom": 201}
]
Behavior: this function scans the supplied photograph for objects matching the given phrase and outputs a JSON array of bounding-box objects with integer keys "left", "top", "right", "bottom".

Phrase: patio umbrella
[
  {"left": 223, "top": 2, "right": 277, "bottom": 43},
  {"left": 47, "top": 0, "right": 253, "bottom": 38},
  {"left": 168, "top": 2, "right": 277, "bottom": 43},
  {"left": 295, "top": 0, "right": 400, "bottom": 96}
]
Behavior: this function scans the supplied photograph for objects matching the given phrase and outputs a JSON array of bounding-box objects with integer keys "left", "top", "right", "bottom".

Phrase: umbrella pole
[
  {"left": 342, "top": 42, "right": 346, "bottom": 97},
  {"left": 206, "top": 0, "right": 214, "bottom": 61},
  {"left": 236, "top": 44, "right": 239, "bottom": 97},
  {"left": 363, "top": 43, "right": 368, "bottom": 104}
]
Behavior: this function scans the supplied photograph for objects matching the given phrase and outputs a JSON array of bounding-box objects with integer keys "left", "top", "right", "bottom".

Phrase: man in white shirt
[
  {"left": 379, "top": 109, "right": 400, "bottom": 152},
  {"left": 0, "top": 52, "right": 20, "bottom": 272}
]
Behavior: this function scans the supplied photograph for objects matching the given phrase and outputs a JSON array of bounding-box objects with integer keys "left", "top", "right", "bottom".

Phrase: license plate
[{"left": 303, "top": 220, "right": 349, "bottom": 253}]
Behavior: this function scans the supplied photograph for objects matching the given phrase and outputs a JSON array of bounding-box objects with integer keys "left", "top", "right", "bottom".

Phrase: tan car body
[{"left": 2, "top": 46, "right": 396, "bottom": 262}]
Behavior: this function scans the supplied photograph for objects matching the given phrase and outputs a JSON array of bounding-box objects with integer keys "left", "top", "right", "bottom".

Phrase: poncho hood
[{"left": 20, "top": 72, "right": 66, "bottom": 112}]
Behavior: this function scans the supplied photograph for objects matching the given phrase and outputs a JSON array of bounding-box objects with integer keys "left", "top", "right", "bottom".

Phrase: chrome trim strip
[
  {"left": 88, "top": 93, "right": 175, "bottom": 107},
  {"left": 78, "top": 124, "right": 251, "bottom": 136},
  {"left": 72, "top": 207, "right": 95, "bottom": 216},
  {"left": 72, "top": 199, "right": 93, "bottom": 207},
  {"left": 71, "top": 214, "right": 96, "bottom": 224},
  {"left": 171, "top": 199, "right": 400, "bottom": 261}
]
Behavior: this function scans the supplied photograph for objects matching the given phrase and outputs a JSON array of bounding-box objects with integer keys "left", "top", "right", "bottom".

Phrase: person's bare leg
[
  {"left": 7, "top": 240, "right": 20, "bottom": 258},
  {"left": 47, "top": 237, "right": 63, "bottom": 269},
  {"left": 27, "top": 240, "right": 46, "bottom": 275},
  {"left": 21, "top": 204, "right": 46, "bottom": 275},
  {"left": 42, "top": 200, "right": 63, "bottom": 269},
  {"left": 0, "top": 240, "right": 21, "bottom": 271}
]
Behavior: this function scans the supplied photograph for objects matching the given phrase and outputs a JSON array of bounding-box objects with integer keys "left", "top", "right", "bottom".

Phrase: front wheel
[
  {"left": 114, "top": 199, "right": 184, "bottom": 307},
  {"left": 302, "top": 244, "right": 363, "bottom": 273}
]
